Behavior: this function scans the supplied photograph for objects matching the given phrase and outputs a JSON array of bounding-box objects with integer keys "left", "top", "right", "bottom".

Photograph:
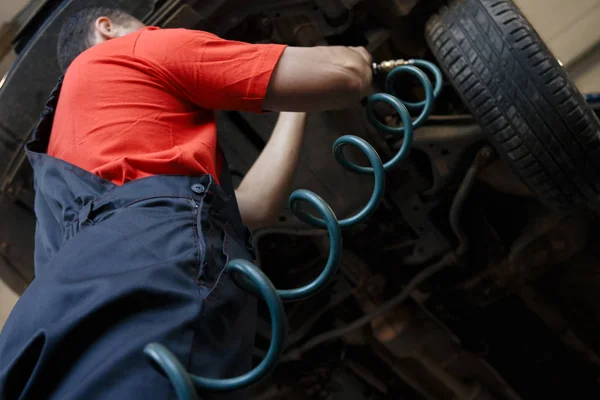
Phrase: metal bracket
[{"left": 394, "top": 122, "right": 484, "bottom": 196}]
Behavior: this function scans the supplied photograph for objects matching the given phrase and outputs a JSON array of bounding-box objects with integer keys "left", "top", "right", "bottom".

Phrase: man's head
[{"left": 57, "top": 7, "right": 145, "bottom": 71}]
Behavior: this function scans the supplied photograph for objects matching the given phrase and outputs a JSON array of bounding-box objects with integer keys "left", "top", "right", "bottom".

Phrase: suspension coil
[{"left": 143, "top": 59, "right": 443, "bottom": 399}]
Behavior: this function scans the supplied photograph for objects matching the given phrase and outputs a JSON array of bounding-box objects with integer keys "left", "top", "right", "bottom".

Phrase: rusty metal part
[
  {"left": 411, "top": 122, "right": 483, "bottom": 144},
  {"left": 389, "top": 192, "right": 452, "bottom": 266},
  {"left": 371, "top": 308, "right": 482, "bottom": 399},
  {"left": 384, "top": 143, "right": 494, "bottom": 266},
  {"left": 478, "top": 159, "right": 532, "bottom": 197},
  {"left": 457, "top": 209, "right": 591, "bottom": 306},
  {"left": 371, "top": 305, "right": 425, "bottom": 359},
  {"left": 397, "top": 123, "right": 484, "bottom": 196},
  {"left": 285, "top": 283, "right": 355, "bottom": 348},
  {"left": 344, "top": 359, "right": 388, "bottom": 394},
  {"left": 417, "top": 354, "right": 483, "bottom": 400},
  {"left": 520, "top": 285, "right": 600, "bottom": 377},
  {"left": 371, "top": 341, "right": 439, "bottom": 400},
  {"left": 509, "top": 209, "right": 590, "bottom": 270},
  {"left": 339, "top": 249, "right": 375, "bottom": 287},
  {"left": 286, "top": 253, "right": 457, "bottom": 360},
  {"left": 451, "top": 146, "right": 495, "bottom": 258},
  {"left": 387, "top": 0, "right": 421, "bottom": 16},
  {"left": 370, "top": 305, "right": 501, "bottom": 400}
]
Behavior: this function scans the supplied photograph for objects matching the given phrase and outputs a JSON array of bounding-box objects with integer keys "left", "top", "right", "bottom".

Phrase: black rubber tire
[{"left": 425, "top": 0, "right": 600, "bottom": 212}]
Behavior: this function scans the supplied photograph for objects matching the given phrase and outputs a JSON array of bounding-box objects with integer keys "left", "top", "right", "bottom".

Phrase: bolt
[{"left": 480, "top": 147, "right": 493, "bottom": 159}]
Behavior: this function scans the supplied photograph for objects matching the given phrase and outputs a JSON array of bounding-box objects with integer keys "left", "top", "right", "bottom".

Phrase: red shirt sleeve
[{"left": 133, "top": 27, "right": 286, "bottom": 113}]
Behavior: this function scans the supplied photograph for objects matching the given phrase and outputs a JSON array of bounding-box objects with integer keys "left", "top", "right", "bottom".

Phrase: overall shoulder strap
[
  {"left": 218, "top": 150, "right": 256, "bottom": 259},
  {"left": 26, "top": 75, "right": 64, "bottom": 154}
]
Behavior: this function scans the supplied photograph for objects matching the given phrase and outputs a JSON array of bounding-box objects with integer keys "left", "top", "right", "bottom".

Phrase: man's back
[{"left": 49, "top": 27, "right": 286, "bottom": 185}]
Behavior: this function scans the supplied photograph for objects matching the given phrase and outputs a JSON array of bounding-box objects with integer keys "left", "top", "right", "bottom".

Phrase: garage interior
[
  {"left": 1, "top": 0, "right": 600, "bottom": 399},
  {"left": 3, "top": 0, "right": 600, "bottom": 322}
]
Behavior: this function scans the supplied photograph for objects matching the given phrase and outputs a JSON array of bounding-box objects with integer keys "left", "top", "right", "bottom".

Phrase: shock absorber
[{"left": 143, "top": 59, "right": 444, "bottom": 400}]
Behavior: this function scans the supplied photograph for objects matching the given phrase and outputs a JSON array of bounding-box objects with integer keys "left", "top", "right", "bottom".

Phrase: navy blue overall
[{"left": 0, "top": 77, "right": 257, "bottom": 399}]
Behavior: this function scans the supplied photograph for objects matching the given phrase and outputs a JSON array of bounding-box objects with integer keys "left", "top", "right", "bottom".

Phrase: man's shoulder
[
  {"left": 131, "top": 27, "right": 221, "bottom": 65},
  {"left": 67, "top": 26, "right": 221, "bottom": 77},
  {"left": 70, "top": 28, "right": 146, "bottom": 69},
  {"left": 135, "top": 26, "right": 220, "bottom": 46},
  {"left": 139, "top": 26, "right": 218, "bottom": 37}
]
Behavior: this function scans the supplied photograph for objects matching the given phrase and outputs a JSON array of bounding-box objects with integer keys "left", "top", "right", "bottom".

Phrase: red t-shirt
[{"left": 48, "top": 27, "right": 286, "bottom": 185}]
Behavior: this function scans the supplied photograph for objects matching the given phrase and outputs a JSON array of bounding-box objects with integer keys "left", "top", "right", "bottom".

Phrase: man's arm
[
  {"left": 233, "top": 47, "right": 372, "bottom": 228},
  {"left": 235, "top": 112, "right": 307, "bottom": 230},
  {"left": 263, "top": 46, "right": 373, "bottom": 112},
  {"left": 144, "top": 29, "right": 373, "bottom": 113}
]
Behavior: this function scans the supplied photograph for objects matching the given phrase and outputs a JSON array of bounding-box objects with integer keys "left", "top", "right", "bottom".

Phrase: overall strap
[
  {"left": 218, "top": 151, "right": 256, "bottom": 259},
  {"left": 27, "top": 75, "right": 65, "bottom": 154}
]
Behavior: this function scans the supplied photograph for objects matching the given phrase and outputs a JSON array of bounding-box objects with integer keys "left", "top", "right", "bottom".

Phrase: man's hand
[
  {"left": 263, "top": 46, "right": 373, "bottom": 112},
  {"left": 235, "top": 112, "right": 308, "bottom": 230},
  {"left": 349, "top": 46, "right": 373, "bottom": 66}
]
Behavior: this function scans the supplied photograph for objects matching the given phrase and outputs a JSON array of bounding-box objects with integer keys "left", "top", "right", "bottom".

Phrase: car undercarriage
[{"left": 2, "top": 0, "right": 600, "bottom": 399}]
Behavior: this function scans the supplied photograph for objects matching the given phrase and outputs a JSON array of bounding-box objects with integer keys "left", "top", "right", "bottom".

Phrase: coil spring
[{"left": 143, "top": 59, "right": 443, "bottom": 399}]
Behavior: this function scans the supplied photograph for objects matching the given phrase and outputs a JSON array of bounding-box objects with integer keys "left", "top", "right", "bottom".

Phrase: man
[{"left": 0, "top": 7, "right": 372, "bottom": 399}]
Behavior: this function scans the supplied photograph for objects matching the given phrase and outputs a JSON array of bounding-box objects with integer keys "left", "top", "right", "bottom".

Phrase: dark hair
[{"left": 57, "top": 7, "right": 135, "bottom": 71}]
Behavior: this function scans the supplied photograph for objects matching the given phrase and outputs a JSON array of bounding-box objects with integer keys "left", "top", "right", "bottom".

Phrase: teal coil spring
[{"left": 143, "top": 59, "right": 443, "bottom": 399}]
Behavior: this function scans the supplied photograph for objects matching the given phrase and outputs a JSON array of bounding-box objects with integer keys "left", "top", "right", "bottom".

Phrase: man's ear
[{"left": 94, "top": 16, "right": 118, "bottom": 41}]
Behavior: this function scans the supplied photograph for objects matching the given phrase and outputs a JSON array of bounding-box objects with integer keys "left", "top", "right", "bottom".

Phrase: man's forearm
[
  {"left": 263, "top": 46, "right": 373, "bottom": 112},
  {"left": 235, "top": 112, "right": 308, "bottom": 229}
]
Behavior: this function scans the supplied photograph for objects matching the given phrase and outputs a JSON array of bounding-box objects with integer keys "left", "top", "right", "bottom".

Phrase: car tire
[{"left": 425, "top": 0, "right": 600, "bottom": 212}]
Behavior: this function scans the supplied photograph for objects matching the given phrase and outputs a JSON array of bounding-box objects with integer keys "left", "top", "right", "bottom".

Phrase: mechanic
[{"left": 0, "top": 6, "right": 373, "bottom": 400}]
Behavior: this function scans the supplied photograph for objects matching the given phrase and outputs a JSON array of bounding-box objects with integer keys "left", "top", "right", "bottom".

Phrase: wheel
[{"left": 425, "top": 0, "right": 600, "bottom": 212}]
